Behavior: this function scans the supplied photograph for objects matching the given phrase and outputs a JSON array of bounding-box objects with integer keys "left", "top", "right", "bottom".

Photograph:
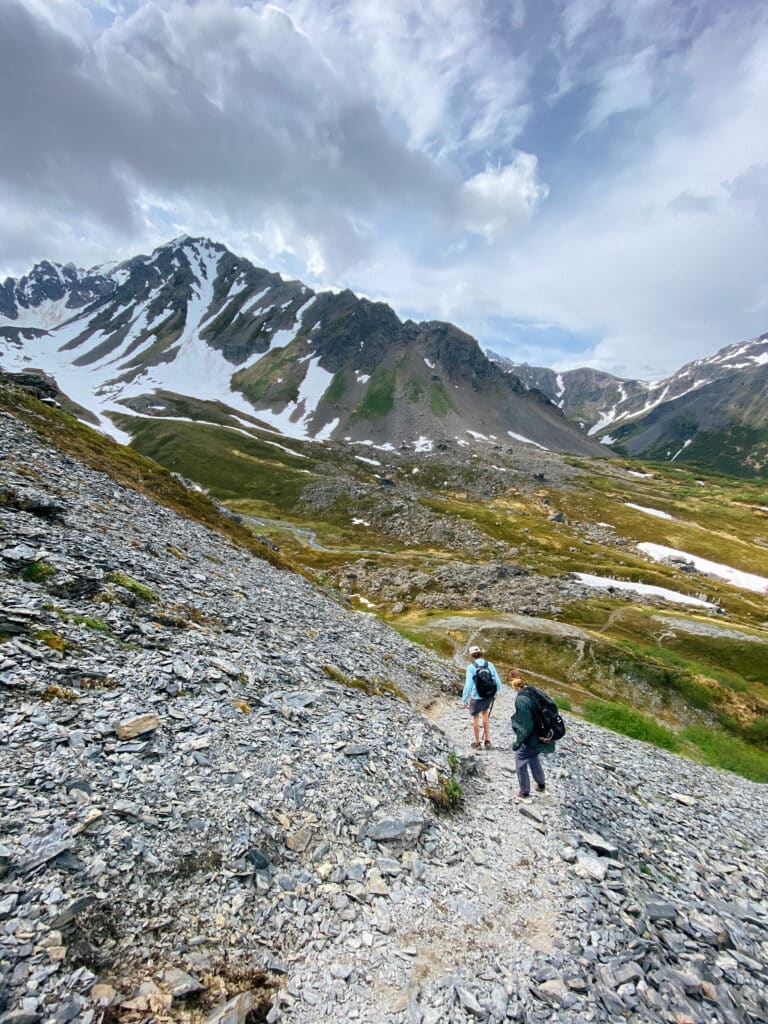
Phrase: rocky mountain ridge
[
  {"left": 1, "top": 388, "right": 766, "bottom": 1023},
  {"left": 489, "top": 333, "right": 768, "bottom": 477},
  {"left": 0, "top": 239, "right": 605, "bottom": 459}
]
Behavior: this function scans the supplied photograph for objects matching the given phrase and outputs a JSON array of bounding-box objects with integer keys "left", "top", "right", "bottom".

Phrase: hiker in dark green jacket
[{"left": 509, "top": 668, "right": 556, "bottom": 799}]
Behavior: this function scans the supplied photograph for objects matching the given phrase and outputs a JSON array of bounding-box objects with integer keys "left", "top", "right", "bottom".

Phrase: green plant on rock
[
  {"left": 22, "top": 561, "right": 55, "bottom": 583},
  {"left": 321, "top": 664, "right": 406, "bottom": 701},
  {"left": 426, "top": 753, "right": 463, "bottom": 813},
  {"left": 106, "top": 571, "right": 158, "bottom": 602},
  {"left": 41, "top": 684, "right": 79, "bottom": 702},
  {"left": 34, "top": 629, "right": 71, "bottom": 653}
]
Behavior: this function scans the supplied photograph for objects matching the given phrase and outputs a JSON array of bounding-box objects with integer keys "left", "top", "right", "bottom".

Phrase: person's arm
[
  {"left": 462, "top": 667, "right": 474, "bottom": 704},
  {"left": 490, "top": 662, "right": 502, "bottom": 692},
  {"left": 511, "top": 696, "right": 534, "bottom": 749}
]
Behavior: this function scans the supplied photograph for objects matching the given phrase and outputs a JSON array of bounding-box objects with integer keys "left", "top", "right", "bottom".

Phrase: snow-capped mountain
[
  {"left": 0, "top": 238, "right": 607, "bottom": 458},
  {"left": 489, "top": 336, "right": 768, "bottom": 476}
]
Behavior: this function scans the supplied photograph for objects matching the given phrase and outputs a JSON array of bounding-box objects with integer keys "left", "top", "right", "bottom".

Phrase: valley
[{"left": 102, "top": 400, "right": 768, "bottom": 783}]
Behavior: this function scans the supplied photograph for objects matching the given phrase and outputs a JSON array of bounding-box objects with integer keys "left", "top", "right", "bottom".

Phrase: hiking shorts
[{"left": 469, "top": 697, "right": 493, "bottom": 716}]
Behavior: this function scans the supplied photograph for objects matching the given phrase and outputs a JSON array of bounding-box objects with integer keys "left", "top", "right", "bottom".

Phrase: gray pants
[{"left": 515, "top": 745, "right": 545, "bottom": 795}]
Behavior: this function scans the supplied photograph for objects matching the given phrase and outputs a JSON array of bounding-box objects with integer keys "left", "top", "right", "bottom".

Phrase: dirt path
[{"left": 416, "top": 687, "right": 563, "bottom": 957}]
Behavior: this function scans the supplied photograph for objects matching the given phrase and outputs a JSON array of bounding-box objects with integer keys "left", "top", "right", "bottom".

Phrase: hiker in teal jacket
[
  {"left": 461, "top": 645, "right": 501, "bottom": 749},
  {"left": 509, "top": 667, "right": 556, "bottom": 798}
]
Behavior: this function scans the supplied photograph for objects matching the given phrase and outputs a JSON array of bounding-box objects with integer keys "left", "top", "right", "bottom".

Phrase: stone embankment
[{"left": 0, "top": 410, "right": 766, "bottom": 1024}]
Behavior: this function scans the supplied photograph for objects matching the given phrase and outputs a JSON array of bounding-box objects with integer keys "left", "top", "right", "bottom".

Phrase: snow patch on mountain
[
  {"left": 638, "top": 543, "right": 768, "bottom": 594},
  {"left": 670, "top": 439, "right": 693, "bottom": 461},
  {"left": 625, "top": 503, "right": 674, "bottom": 520},
  {"left": 0, "top": 295, "right": 78, "bottom": 330},
  {"left": 575, "top": 573, "right": 716, "bottom": 608},
  {"left": 507, "top": 431, "right": 548, "bottom": 450}
]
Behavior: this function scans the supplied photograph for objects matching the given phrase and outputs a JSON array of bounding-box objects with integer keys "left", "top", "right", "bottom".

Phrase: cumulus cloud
[{"left": 461, "top": 155, "right": 549, "bottom": 240}]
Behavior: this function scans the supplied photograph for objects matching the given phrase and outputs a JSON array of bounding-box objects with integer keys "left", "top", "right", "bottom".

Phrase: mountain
[
  {"left": 489, "top": 333, "right": 768, "bottom": 476},
  {"left": 0, "top": 237, "right": 607, "bottom": 458}
]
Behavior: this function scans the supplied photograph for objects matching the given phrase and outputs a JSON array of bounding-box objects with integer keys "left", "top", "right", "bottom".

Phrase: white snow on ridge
[
  {"left": 0, "top": 295, "right": 80, "bottom": 330},
  {"left": 625, "top": 502, "right": 674, "bottom": 520},
  {"left": 627, "top": 470, "right": 654, "bottom": 478},
  {"left": 670, "top": 438, "right": 693, "bottom": 462},
  {"left": 424, "top": 358, "right": 435, "bottom": 369},
  {"left": 241, "top": 287, "right": 271, "bottom": 316},
  {"left": 554, "top": 373, "right": 565, "bottom": 398},
  {"left": 355, "top": 455, "right": 381, "bottom": 466},
  {"left": 507, "top": 431, "right": 548, "bottom": 450},
  {"left": 414, "top": 436, "right": 433, "bottom": 452},
  {"left": 575, "top": 573, "right": 716, "bottom": 609},
  {"left": 638, "top": 543, "right": 768, "bottom": 594},
  {"left": 589, "top": 384, "right": 672, "bottom": 435}
]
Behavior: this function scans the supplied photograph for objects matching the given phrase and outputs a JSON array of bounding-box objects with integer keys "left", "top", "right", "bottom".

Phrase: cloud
[
  {"left": 1, "top": 0, "right": 767, "bottom": 381},
  {"left": 582, "top": 45, "right": 657, "bottom": 131},
  {"left": 461, "top": 155, "right": 549, "bottom": 240},
  {"left": 0, "top": 0, "right": 459, "bottom": 273},
  {"left": 668, "top": 191, "right": 718, "bottom": 216}
]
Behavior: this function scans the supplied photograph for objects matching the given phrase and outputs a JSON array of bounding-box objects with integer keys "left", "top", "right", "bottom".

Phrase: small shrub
[
  {"left": 556, "top": 694, "right": 573, "bottom": 712},
  {"left": 681, "top": 725, "right": 768, "bottom": 783},
  {"left": 79, "top": 676, "right": 117, "bottom": 690},
  {"left": 322, "top": 664, "right": 348, "bottom": 686},
  {"left": 71, "top": 614, "right": 109, "bottom": 632},
  {"left": 583, "top": 699, "right": 681, "bottom": 753},
  {"left": 426, "top": 757, "right": 463, "bottom": 813},
  {"left": 22, "top": 561, "right": 55, "bottom": 583},
  {"left": 106, "top": 571, "right": 157, "bottom": 602},
  {"left": 321, "top": 664, "right": 406, "bottom": 701},
  {"left": 41, "top": 684, "right": 79, "bottom": 702},
  {"left": 235, "top": 700, "right": 251, "bottom": 714},
  {"left": 34, "top": 629, "right": 70, "bottom": 653}
]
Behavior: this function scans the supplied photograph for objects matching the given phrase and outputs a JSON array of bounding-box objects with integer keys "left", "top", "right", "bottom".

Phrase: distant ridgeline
[
  {"left": 0, "top": 237, "right": 606, "bottom": 459},
  {"left": 489, "top": 332, "right": 768, "bottom": 478}
]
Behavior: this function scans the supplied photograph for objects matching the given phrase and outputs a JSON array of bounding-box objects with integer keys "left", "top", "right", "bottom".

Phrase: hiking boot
[
  {"left": 535, "top": 784, "right": 546, "bottom": 794},
  {"left": 471, "top": 741, "right": 481, "bottom": 750},
  {"left": 484, "top": 740, "right": 492, "bottom": 749},
  {"left": 514, "top": 789, "right": 530, "bottom": 800}
]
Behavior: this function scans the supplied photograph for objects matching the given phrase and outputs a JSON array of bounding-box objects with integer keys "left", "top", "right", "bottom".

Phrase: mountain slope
[
  {"left": 0, "top": 238, "right": 607, "bottom": 458},
  {"left": 490, "top": 333, "right": 768, "bottom": 476},
  {"left": 1, "top": 382, "right": 766, "bottom": 1024}
]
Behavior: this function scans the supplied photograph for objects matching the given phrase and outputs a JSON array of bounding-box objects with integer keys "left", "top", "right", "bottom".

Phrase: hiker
[
  {"left": 509, "top": 667, "right": 557, "bottom": 798},
  {"left": 461, "top": 645, "right": 501, "bottom": 750}
]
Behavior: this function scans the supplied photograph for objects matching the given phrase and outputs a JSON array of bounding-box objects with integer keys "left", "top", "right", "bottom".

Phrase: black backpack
[
  {"left": 473, "top": 660, "right": 496, "bottom": 699},
  {"left": 522, "top": 686, "right": 566, "bottom": 741}
]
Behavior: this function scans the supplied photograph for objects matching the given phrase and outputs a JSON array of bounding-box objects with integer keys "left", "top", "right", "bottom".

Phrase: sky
[{"left": 1, "top": 0, "right": 767, "bottom": 380}]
